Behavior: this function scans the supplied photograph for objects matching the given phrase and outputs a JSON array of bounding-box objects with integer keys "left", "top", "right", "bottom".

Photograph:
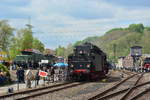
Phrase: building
[
  {"left": 142, "top": 54, "right": 150, "bottom": 58},
  {"left": 117, "top": 55, "right": 134, "bottom": 68},
  {"left": 0, "top": 51, "right": 8, "bottom": 63},
  {"left": 123, "top": 55, "right": 134, "bottom": 67},
  {"left": 117, "top": 46, "right": 143, "bottom": 68},
  {"left": 117, "top": 54, "right": 150, "bottom": 68},
  {"left": 117, "top": 57, "right": 125, "bottom": 68}
]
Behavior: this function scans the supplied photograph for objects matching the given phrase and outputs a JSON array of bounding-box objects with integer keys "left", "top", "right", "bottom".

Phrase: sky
[{"left": 0, "top": 0, "right": 150, "bottom": 49}]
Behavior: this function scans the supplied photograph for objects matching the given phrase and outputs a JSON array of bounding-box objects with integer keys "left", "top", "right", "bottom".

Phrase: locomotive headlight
[{"left": 87, "top": 64, "right": 90, "bottom": 68}]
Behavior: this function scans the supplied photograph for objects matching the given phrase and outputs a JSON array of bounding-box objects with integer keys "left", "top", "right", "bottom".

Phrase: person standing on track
[
  {"left": 20, "top": 67, "right": 25, "bottom": 83},
  {"left": 35, "top": 68, "right": 40, "bottom": 85},
  {"left": 42, "top": 66, "right": 47, "bottom": 84},
  {"left": 54, "top": 67, "right": 59, "bottom": 82},
  {"left": 16, "top": 67, "right": 21, "bottom": 83},
  {"left": 25, "top": 67, "right": 34, "bottom": 88},
  {"left": 50, "top": 66, "right": 55, "bottom": 82}
]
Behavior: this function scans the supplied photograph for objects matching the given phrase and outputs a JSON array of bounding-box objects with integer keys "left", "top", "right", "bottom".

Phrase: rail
[
  {"left": 95, "top": 81, "right": 150, "bottom": 100},
  {"left": 0, "top": 82, "right": 72, "bottom": 99},
  {"left": 120, "top": 73, "right": 144, "bottom": 100},
  {"left": 130, "top": 87, "right": 150, "bottom": 100},
  {"left": 16, "top": 82, "right": 86, "bottom": 100},
  {"left": 88, "top": 73, "right": 137, "bottom": 100}
]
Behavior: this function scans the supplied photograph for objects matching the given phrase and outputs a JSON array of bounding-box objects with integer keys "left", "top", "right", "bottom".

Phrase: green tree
[
  {"left": 128, "top": 24, "right": 144, "bottom": 33},
  {"left": 64, "top": 44, "right": 73, "bottom": 58},
  {"left": 55, "top": 46, "right": 65, "bottom": 57},
  {"left": 0, "top": 20, "right": 14, "bottom": 51},
  {"left": 73, "top": 40, "right": 83, "bottom": 47},
  {"left": 19, "top": 27, "right": 33, "bottom": 50},
  {"left": 140, "top": 30, "right": 150, "bottom": 53},
  {"left": 9, "top": 27, "right": 45, "bottom": 59},
  {"left": 32, "top": 38, "right": 45, "bottom": 52},
  {"left": 9, "top": 28, "right": 26, "bottom": 60},
  {"left": 9, "top": 37, "right": 21, "bottom": 59}
]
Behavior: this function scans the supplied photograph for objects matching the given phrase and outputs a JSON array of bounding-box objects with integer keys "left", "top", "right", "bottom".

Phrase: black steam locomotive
[{"left": 68, "top": 43, "right": 109, "bottom": 81}]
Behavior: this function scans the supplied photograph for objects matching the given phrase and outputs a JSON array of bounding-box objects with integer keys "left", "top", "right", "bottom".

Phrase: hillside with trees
[{"left": 55, "top": 24, "right": 150, "bottom": 62}]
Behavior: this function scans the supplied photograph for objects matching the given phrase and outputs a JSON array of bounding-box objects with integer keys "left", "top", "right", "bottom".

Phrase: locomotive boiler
[{"left": 68, "top": 43, "right": 109, "bottom": 81}]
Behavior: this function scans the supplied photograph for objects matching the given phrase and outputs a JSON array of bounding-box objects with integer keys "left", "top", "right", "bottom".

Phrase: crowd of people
[{"left": 15, "top": 66, "right": 68, "bottom": 88}]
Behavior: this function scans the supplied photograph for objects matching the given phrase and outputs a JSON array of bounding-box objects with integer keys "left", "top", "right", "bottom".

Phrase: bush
[
  {"left": 0, "top": 64, "right": 11, "bottom": 85},
  {"left": 0, "top": 64, "right": 10, "bottom": 76},
  {"left": 128, "top": 24, "right": 144, "bottom": 33}
]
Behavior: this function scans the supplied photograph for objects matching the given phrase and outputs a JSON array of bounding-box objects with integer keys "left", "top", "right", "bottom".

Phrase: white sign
[{"left": 41, "top": 60, "right": 49, "bottom": 63}]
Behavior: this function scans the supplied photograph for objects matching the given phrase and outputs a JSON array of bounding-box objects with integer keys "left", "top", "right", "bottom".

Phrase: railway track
[
  {"left": 88, "top": 73, "right": 147, "bottom": 100},
  {"left": 15, "top": 82, "right": 86, "bottom": 100},
  {"left": 90, "top": 81, "right": 150, "bottom": 100},
  {"left": 0, "top": 82, "right": 85, "bottom": 100},
  {"left": 130, "top": 87, "right": 150, "bottom": 100},
  {"left": 122, "top": 70, "right": 136, "bottom": 75},
  {"left": 120, "top": 73, "right": 144, "bottom": 100}
]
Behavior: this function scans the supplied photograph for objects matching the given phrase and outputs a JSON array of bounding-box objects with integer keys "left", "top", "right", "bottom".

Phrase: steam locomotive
[
  {"left": 68, "top": 43, "right": 109, "bottom": 81},
  {"left": 13, "top": 49, "right": 56, "bottom": 69}
]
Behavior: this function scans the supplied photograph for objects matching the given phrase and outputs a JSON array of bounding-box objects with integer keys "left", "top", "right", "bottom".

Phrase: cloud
[
  {"left": 0, "top": 0, "right": 150, "bottom": 49},
  {"left": 0, "top": 0, "right": 28, "bottom": 7},
  {"left": 103, "top": 0, "right": 150, "bottom": 8}
]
